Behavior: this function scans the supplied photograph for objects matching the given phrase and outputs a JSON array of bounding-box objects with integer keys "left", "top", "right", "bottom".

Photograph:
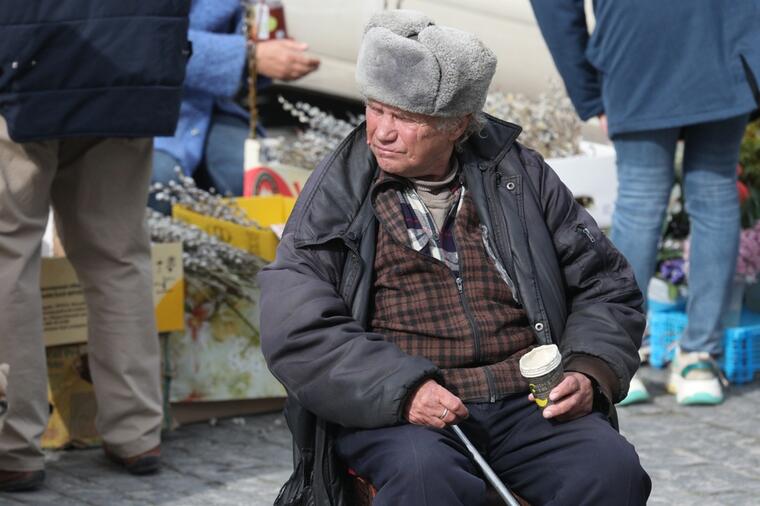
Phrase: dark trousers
[{"left": 335, "top": 394, "right": 651, "bottom": 505}]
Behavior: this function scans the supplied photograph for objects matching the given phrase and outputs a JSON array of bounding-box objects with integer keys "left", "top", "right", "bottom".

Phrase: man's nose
[{"left": 375, "top": 115, "right": 397, "bottom": 142}]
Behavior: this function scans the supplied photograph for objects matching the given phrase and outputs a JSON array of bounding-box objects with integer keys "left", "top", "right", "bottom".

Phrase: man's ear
[{"left": 449, "top": 114, "right": 471, "bottom": 141}]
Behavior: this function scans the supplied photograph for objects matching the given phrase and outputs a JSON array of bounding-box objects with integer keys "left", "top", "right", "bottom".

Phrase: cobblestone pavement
[{"left": 2, "top": 366, "right": 758, "bottom": 505}]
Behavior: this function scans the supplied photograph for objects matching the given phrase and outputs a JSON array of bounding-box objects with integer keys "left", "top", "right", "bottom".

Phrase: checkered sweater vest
[{"left": 371, "top": 186, "right": 536, "bottom": 402}]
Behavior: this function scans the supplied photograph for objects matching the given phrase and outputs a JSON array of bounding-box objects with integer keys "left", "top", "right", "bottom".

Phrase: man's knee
[
  {"left": 337, "top": 426, "right": 485, "bottom": 504},
  {"left": 573, "top": 432, "right": 651, "bottom": 504}
]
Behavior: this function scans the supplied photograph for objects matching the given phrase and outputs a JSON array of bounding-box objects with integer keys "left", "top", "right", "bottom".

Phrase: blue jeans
[
  {"left": 611, "top": 114, "right": 748, "bottom": 355},
  {"left": 149, "top": 111, "right": 248, "bottom": 214}
]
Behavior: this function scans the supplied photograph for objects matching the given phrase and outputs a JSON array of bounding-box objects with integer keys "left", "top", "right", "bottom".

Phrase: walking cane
[{"left": 451, "top": 425, "right": 521, "bottom": 506}]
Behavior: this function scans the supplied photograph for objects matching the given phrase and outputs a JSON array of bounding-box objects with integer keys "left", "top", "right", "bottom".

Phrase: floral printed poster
[{"left": 168, "top": 283, "right": 285, "bottom": 402}]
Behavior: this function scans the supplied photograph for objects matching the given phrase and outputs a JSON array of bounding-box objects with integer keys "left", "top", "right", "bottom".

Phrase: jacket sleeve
[
  {"left": 529, "top": 0, "right": 604, "bottom": 120},
  {"left": 526, "top": 148, "right": 645, "bottom": 403},
  {"left": 258, "top": 233, "right": 441, "bottom": 429},
  {"left": 185, "top": 28, "right": 247, "bottom": 97}
]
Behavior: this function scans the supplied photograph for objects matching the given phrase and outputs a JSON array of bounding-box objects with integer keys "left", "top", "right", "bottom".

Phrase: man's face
[{"left": 365, "top": 101, "right": 465, "bottom": 180}]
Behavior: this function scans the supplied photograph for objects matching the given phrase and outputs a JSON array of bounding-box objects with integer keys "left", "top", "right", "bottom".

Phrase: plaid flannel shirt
[
  {"left": 370, "top": 176, "right": 535, "bottom": 402},
  {"left": 397, "top": 182, "right": 464, "bottom": 274}
]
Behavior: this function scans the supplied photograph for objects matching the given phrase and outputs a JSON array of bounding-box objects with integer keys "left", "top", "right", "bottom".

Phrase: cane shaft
[{"left": 452, "top": 425, "right": 520, "bottom": 506}]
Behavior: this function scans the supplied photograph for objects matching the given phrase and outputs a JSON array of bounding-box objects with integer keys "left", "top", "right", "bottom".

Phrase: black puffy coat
[
  {"left": 259, "top": 115, "right": 645, "bottom": 505},
  {"left": 0, "top": 0, "right": 190, "bottom": 141}
]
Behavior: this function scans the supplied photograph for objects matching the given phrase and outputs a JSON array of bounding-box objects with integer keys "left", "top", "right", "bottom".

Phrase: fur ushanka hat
[{"left": 356, "top": 9, "right": 496, "bottom": 117}]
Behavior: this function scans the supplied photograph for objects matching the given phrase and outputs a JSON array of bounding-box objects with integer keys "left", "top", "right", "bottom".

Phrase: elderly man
[{"left": 260, "top": 10, "right": 651, "bottom": 505}]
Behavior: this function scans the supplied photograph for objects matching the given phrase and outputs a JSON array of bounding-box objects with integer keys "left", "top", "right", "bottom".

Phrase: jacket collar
[{"left": 291, "top": 114, "right": 521, "bottom": 247}]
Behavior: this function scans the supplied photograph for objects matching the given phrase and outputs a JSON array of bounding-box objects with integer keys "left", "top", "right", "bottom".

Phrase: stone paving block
[{"left": 2, "top": 382, "right": 760, "bottom": 505}]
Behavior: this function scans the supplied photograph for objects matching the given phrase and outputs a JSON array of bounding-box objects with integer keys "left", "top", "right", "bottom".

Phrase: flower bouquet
[
  {"left": 738, "top": 219, "right": 760, "bottom": 313},
  {"left": 738, "top": 119, "right": 760, "bottom": 313},
  {"left": 738, "top": 119, "right": 760, "bottom": 229}
]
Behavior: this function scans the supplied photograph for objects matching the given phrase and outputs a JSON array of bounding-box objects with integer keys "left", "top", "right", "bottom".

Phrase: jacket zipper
[
  {"left": 483, "top": 367, "right": 497, "bottom": 403},
  {"left": 576, "top": 224, "right": 608, "bottom": 271},
  {"left": 454, "top": 273, "right": 495, "bottom": 403},
  {"left": 577, "top": 224, "right": 595, "bottom": 243},
  {"left": 485, "top": 172, "right": 521, "bottom": 303},
  {"left": 489, "top": 170, "right": 553, "bottom": 345},
  {"left": 480, "top": 224, "right": 520, "bottom": 305}
]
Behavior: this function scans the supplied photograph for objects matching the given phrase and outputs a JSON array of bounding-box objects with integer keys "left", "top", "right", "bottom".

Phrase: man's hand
[
  {"left": 597, "top": 113, "right": 608, "bottom": 138},
  {"left": 531, "top": 372, "right": 594, "bottom": 422},
  {"left": 255, "top": 39, "right": 320, "bottom": 81},
  {"left": 404, "top": 379, "right": 468, "bottom": 429}
]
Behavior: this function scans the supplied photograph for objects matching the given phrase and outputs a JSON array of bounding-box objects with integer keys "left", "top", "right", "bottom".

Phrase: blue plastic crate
[
  {"left": 648, "top": 311, "right": 687, "bottom": 368},
  {"left": 648, "top": 310, "right": 760, "bottom": 384}
]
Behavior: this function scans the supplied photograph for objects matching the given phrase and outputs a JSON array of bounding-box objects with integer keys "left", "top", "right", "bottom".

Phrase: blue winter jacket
[
  {"left": 0, "top": 1, "right": 190, "bottom": 142},
  {"left": 155, "top": 0, "right": 260, "bottom": 176},
  {"left": 530, "top": 0, "right": 760, "bottom": 136}
]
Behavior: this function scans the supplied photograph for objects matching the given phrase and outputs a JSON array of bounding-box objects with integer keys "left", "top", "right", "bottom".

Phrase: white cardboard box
[{"left": 547, "top": 141, "right": 617, "bottom": 229}]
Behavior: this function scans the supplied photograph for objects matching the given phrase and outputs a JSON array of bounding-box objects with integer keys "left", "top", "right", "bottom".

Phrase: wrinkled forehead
[{"left": 366, "top": 99, "right": 439, "bottom": 125}]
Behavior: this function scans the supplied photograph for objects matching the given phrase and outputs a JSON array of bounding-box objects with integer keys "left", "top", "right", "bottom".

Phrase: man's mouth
[{"left": 373, "top": 145, "right": 401, "bottom": 155}]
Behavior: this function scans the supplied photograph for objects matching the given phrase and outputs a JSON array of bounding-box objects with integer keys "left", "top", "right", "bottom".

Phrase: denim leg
[
  {"left": 203, "top": 112, "right": 248, "bottom": 196},
  {"left": 681, "top": 114, "right": 748, "bottom": 355},
  {"left": 148, "top": 149, "right": 183, "bottom": 215},
  {"left": 611, "top": 128, "right": 680, "bottom": 299}
]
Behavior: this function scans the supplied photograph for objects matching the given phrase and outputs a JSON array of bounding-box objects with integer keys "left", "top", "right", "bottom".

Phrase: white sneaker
[
  {"left": 617, "top": 373, "right": 650, "bottom": 406},
  {"left": 667, "top": 348, "right": 725, "bottom": 405}
]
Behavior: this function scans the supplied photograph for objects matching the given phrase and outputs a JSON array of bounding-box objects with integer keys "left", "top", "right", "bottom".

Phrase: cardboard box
[
  {"left": 42, "top": 344, "right": 99, "bottom": 449},
  {"left": 166, "top": 281, "right": 286, "bottom": 403},
  {"left": 172, "top": 196, "right": 296, "bottom": 263},
  {"left": 41, "top": 242, "right": 185, "bottom": 347},
  {"left": 41, "top": 340, "right": 285, "bottom": 449},
  {"left": 168, "top": 197, "right": 290, "bottom": 406},
  {"left": 547, "top": 141, "right": 617, "bottom": 229}
]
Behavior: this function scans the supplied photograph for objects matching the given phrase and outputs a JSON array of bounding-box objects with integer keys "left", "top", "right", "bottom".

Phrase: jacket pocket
[{"left": 575, "top": 223, "right": 609, "bottom": 273}]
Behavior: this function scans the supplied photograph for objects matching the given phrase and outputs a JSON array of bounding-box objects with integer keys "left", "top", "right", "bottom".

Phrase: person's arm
[
  {"left": 521, "top": 147, "right": 645, "bottom": 407},
  {"left": 184, "top": 28, "right": 247, "bottom": 97},
  {"left": 530, "top": 0, "right": 604, "bottom": 120},
  {"left": 183, "top": 29, "right": 320, "bottom": 97},
  {"left": 258, "top": 232, "right": 442, "bottom": 429}
]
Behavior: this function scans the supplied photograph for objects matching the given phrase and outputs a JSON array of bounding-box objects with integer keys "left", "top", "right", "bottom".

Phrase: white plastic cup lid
[{"left": 519, "top": 344, "right": 562, "bottom": 378}]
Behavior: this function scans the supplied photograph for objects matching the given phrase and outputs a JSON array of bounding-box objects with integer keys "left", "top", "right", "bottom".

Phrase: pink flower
[{"left": 737, "top": 221, "right": 760, "bottom": 283}]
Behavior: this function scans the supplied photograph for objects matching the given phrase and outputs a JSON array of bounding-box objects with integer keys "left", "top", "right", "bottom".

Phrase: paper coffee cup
[{"left": 519, "top": 344, "right": 563, "bottom": 408}]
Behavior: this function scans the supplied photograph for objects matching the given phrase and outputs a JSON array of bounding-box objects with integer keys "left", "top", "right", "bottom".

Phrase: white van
[{"left": 282, "top": 0, "right": 562, "bottom": 100}]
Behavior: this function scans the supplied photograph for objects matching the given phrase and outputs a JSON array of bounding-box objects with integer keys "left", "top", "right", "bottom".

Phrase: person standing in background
[
  {"left": 0, "top": 0, "right": 190, "bottom": 491},
  {"left": 530, "top": 0, "right": 760, "bottom": 405},
  {"left": 149, "top": 0, "right": 320, "bottom": 213}
]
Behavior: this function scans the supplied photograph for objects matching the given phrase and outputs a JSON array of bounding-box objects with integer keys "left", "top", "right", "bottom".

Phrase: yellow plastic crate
[{"left": 172, "top": 195, "right": 296, "bottom": 262}]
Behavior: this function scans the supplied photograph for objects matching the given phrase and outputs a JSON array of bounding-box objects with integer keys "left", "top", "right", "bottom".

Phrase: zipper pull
[
  {"left": 577, "top": 225, "right": 596, "bottom": 243},
  {"left": 456, "top": 277, "right": 463, "bottom": 293}
]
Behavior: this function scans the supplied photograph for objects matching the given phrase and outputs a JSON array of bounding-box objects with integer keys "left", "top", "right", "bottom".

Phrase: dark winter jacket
[
  {"left": 530, "top": 0, "right": 760, "bottom": 136},
  {"left": 259, "top": 115, "right": 645, "bottom": 505},
  {"left": 0, "top": 0, "right": 191, "bottom": 141}
]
